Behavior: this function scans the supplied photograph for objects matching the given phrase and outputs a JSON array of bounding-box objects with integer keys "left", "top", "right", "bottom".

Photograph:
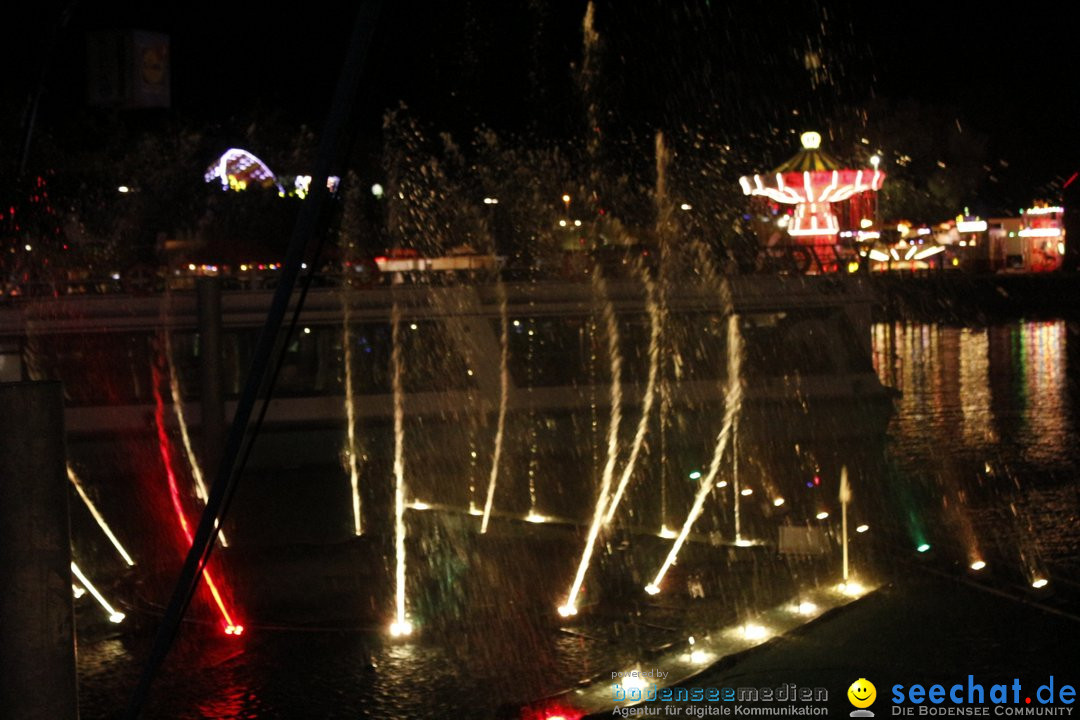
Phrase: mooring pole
[
  {"left": 197, "top": 276, "right": 225, "bottom": 475},
  {"left": 0, "top": 381, "right": 78, "bottom": 720}
]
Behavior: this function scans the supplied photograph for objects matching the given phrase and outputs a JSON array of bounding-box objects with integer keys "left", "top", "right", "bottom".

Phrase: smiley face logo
[{"left": 848, "top": 678, "right": 876, "bottom": 709}]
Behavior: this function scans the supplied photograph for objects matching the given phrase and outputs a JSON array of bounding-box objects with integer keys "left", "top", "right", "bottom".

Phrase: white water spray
[
  {"left": 389, "top": 302, "right": 411, "bottom": 636},
  {"left": 343, "top": 299, "right": 363, "bottom": 535},
  {"left": 603, "top": 268, "right": 660, "bottom": 526},
  {"left": 647, "top": 312, "right": 743, "bottom": 594},
  {"left": 480, "top": 283, "right": 510, "bottom": 534},
  {"left": 560, "top": 269, "right": 623, "bottom": 615},
  {"left": 67, "top": 465, "right": 135, "bottom": 567}
]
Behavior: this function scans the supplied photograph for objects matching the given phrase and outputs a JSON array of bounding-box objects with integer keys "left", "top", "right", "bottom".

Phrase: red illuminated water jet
[{"left": 151, "top": 360, "right": 242, "bottom": 636}]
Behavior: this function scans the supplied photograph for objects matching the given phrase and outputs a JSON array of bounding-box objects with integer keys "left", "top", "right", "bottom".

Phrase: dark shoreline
[{"left": 870, "top": 272, "right": 1080, "bottom": 324}]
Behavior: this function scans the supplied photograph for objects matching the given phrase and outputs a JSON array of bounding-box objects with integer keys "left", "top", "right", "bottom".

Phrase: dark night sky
[{"left": 7, "top": 1, "right": 1080, "bottom": 214}]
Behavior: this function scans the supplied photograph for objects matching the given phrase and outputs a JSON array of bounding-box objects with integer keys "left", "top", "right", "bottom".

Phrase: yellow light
[
  {"left": 742, "top": 623, "right": 770, "bottom": 640},
  {"left": 1032, "top": 578, "right": 1049, "bottom": 589},
  {"left": 860, "top": 218, "right": 873, "bottom": 229},
  {"left": 847, "top": 262, "right": 860, "bottom": 273},
  {"left": 800, "top": 131, "right": 822, "bottom": 150},
  {"left": 952, "top": 257, "right": 960, "bottom": 266},
  {"left": 716, "top": 480, "right": 728, "bottom": 488},
  {"left": 558, "top": 219, "right": 567, "bottom": 227},
  {"left": 796, "top": 601, "right": 818, "bottom": 615},
  {"left": 970, "top": 560, "right": 986, "bottom": 571},
  {"left": 240, "top": 264, "right": 248, "bottom": 271},
  {"left": 816, "top": 511, "right": 829, "bottom": 520},
  {"left": 658, "top": 525, "right": 677, "bottom": 539},
  {"left": 389, "top": 620, "right": 414, "bottom": 637},
  {"left": 557, "top": 604, "right": 577, "bottom": 617},
  {"left": 525, "top": 512, "right": 547, "bottom": 523},
  {"left": 689, "top": 649, "right": 711, "bottom": 664},
  {"left": 409, "top": 500, "right": 430, "bottom": 510},
  {"left": 562, "top": 194, "right": 571, "bottom": 203},
  {"left": 837, "top": 581, "right": 865, "bottom": 597},
  {"left": 897, "top": 222, "right": 910, "bottom": 235},
  {"left": 855, "top": 524, "right": 869, "bottom": 533},
  {"left": 773, "top": 497, "right": 785, "bottom": 507},
  {"left": 740, "top": 488, "right": 753, "bottom": 496},
  {"left": 644, "top": 584, "right": 660, "bottom": 596}
]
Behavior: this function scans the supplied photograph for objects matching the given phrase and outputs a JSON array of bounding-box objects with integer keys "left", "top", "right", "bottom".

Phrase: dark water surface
[{"left": 77, "top": 319, "right": 1080, "bottom": 719}]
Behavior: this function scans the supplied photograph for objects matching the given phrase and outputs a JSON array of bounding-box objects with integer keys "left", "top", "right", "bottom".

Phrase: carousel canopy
[{"left": 739, "top": 131, "right": 884, "bottom": 205}]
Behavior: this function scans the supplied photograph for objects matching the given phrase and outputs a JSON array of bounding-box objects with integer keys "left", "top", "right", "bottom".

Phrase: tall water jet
[
  {"left": 150, "top": 360, "right": 241, "bottom": 635},
  {"left": 839, "top": 466, "right": 851, "bottom": 582},
  {"left": 646, "top": 311, "right": 743, "bottom": 595},
  {"left": 340, "top": 176, "right": 365, "bottom": 535},
  {"left": 654, "top": 131, "right": 677, "bottom": 537},
  {"left": 389, "top": 301, "right": 412, "bottom": 636},
  {"left": 480, "top": 283, "right": 510, "bottom": 534},
  {"left": 342, "top": 297, "right": 363, "bottom": 536},
  {"left": 603, "top": 266, "right": 660, "bottom": 526},
  {"left": 559, "top": 268, "right": 623, "bottom": 616},
  {"left": 67, "top": 465, "right": 135, "bottom": 567},
  {"left": 163, "top": 331, "right": 228, "bottom": 547}
]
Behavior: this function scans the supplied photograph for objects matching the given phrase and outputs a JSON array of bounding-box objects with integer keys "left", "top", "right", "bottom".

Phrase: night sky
[{"left": 7, "top": 1, "right": 1080, "bottom": 214}]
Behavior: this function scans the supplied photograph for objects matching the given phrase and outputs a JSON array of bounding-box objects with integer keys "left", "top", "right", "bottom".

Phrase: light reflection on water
[{"left": 872, "top": 320, "right": 1080, "bottom": 575}]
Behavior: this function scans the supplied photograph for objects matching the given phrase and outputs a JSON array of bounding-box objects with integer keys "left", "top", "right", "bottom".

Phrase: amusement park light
[
  {"left": 956, "top": 220, "right": 987, "bottom": 233},
  {"left": 860, "top": 218, "right": 874, "bottom": 229},
  {"left": 913, "top": 246, "right": 945, "bottom": 261},
  {"left": 1023, "top": 206, "right": 1063, "bottom": 215},
  {"left": 870, "top": 155, "right": 881, "bottom": 169},
  {"left": 1018, "top": 228, "right": 1062, "bottom": 238},
  {"left": 800, "top": 131, "right": 822, "bottom": 150}
]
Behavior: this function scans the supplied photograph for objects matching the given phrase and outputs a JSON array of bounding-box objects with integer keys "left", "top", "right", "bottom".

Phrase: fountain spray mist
[
  {"left": 389, "top": 301, "right": 412, "bottom": 636},
  {"left": 480, "top": 282, "right": 510, "bottom": 534},
  {"left": 647, "top": 312, "right": 743, "bottom": 594},
  {"left": 603, "top": 267, "right": 660, "bottom": 525},
  {"left": 560, "top": 268, "right": 623, "bottom": 616}
]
